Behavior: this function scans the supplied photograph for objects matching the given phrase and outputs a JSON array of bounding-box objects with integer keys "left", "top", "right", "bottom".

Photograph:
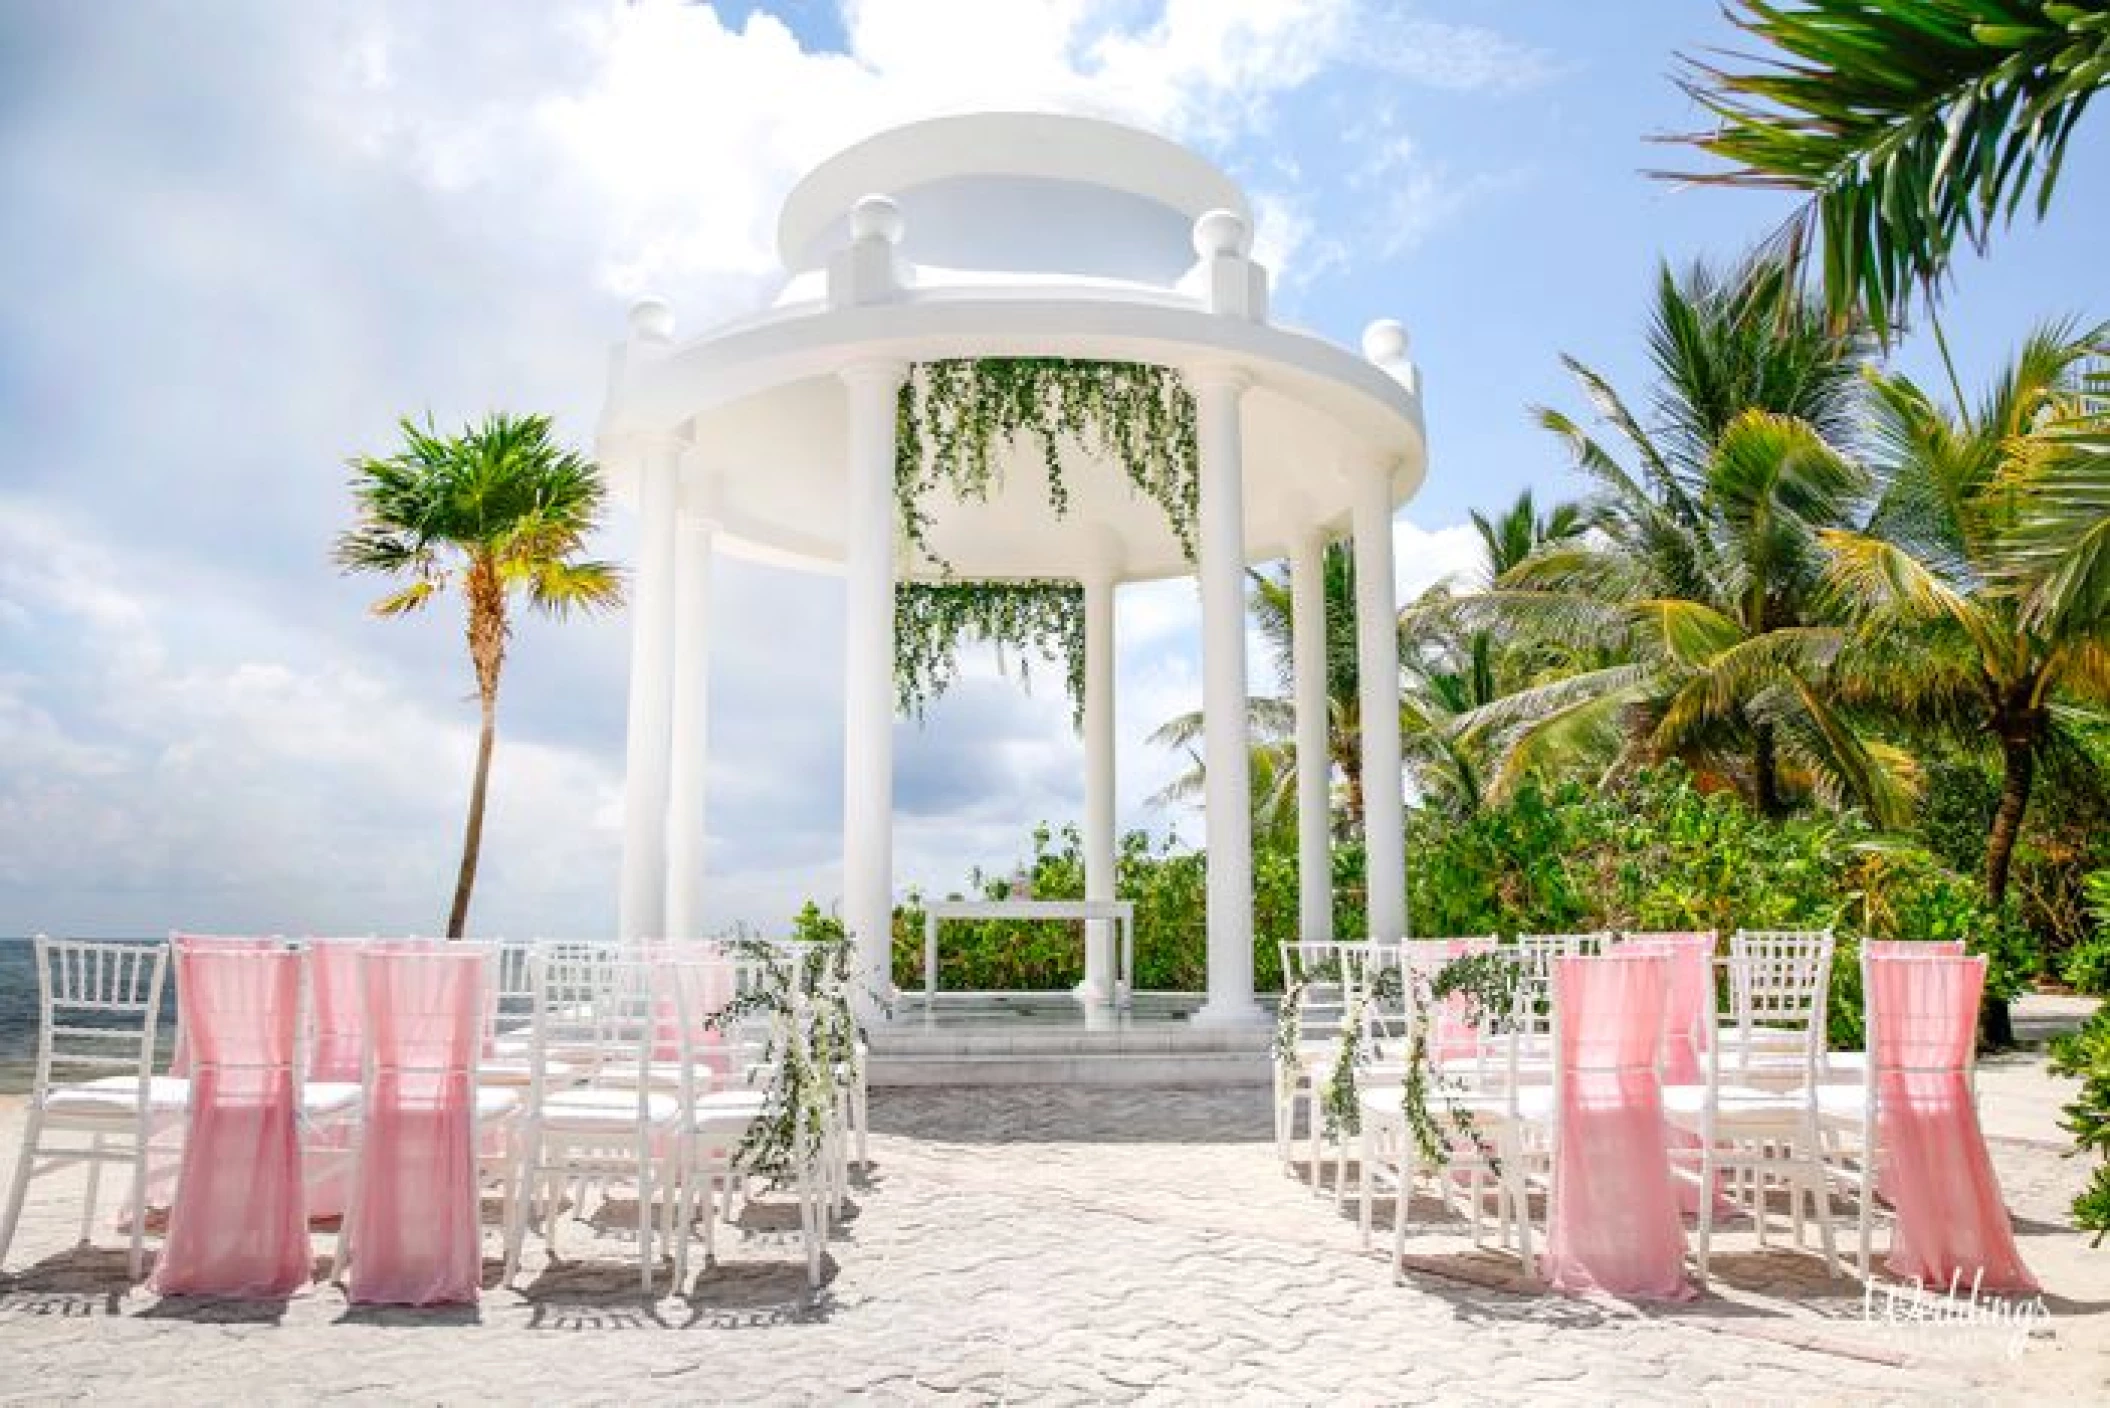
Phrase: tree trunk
[
  {"left": 447, "top": 690, "right": 497, "bottom": 939},
  {"left": 1752, "top": 721, "right": 1785, "bottom": 819},
  {"left": 450, "top": 557, "right": 508, "bottom": 940},
  {"left": 1985, "top": 735, "right": 2034, "bottom": 909},
  {"left": 1978, "top": 730, "right": 2036, "bottom": 1049}
]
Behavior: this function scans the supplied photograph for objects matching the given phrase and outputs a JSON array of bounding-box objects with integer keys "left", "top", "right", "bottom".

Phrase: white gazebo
[{"left": 597, "top": 112, "right": 1427, "bottom": 1027}]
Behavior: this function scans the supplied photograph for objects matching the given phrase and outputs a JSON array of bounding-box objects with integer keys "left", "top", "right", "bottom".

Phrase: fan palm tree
[
  {"left": 1465, "top": 256, "right": 1916, "bottom": 822},
  {"left": 1670, "top": 0, "right": 2109, "bottom": 339},
  {"left": 1822, "top": 321, "right": 2110, "bottom": 916},
  {"left": 336, "top": 413, "right": 621, "bottom": 936}
]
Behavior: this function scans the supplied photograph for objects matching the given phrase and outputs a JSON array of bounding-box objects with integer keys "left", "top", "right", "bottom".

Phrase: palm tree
[
  {"left": 336, "top": 413, "right": 621, "bottom": 936},
  {"left": 1670, "top": 0, "right": 2109, "bottom": 339},
  {"left": 2006, "top": 363, "right": 2110, "bottom": 632},
  {"left": 1403, "top": 491, "right": 1589, "bottom": 819},
  {"left": 1822, "top": 321, "right": 2110, "bottom": 918},
  {"left": 1466, "top": 256, "right": 1916, "bottom": 821},
  {"left": 1469, "top": 489, "right": 1586, "bottom": 584}
]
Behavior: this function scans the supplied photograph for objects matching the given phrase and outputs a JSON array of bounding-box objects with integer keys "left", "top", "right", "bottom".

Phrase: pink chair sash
[
  {"left": 306, "top": 940, "right": 369, "bottom": 1083},
  {"left": 1862, "top": 940, "right": 1966, "bottom": 960},
  {"left": 1868, "top": 955, "right": 2037, "bottom": 1294},
  {"left": 151, "top": 943, "right": 310, "bottom": 1299},
  {"left": 1431, "top": 937, "right": 1496, "bottom": 1065},
  {"left": 1541, "top": 954, "right": 1694, "bottom": 1301},
  {"left": 344, "top": 948, "right": 489, "bottom": 1306},
  {"left": 1619, "top": 933, "right": 1723, "bottom": 1218},
  {"left": 163, "top": 934, "right": 281, "bottom": 1077}
]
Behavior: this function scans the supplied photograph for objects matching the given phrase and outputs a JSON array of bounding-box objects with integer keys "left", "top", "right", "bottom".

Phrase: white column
[
  {"left": 1191, "top": 368, "right": 1264, "bottom": 1026},
  {"left": 1290, "top": 526, "right": 1333, "bottom": 943},
  {"left": 841, "top": 361, "right": 910, "bottom": 1013},
  {"left": 665, "top": 515, "right": 714, "bottom": 939},
  {"left": 1352, "top": 457, "right": 1407, "bottom": 944},
  {"left": 1079, "top": 571, "right": 1118, "bottom": 1005},
  {"left": 618, "top": 436, "right": 683, "bottom": 941}
]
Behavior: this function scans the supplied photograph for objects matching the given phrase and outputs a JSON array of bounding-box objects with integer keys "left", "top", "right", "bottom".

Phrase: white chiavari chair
[
  {"left": 0, "top": 938, "right": 174, "bottom": 1279},
  {"left": 1664, "top": 950, "right": 1840, "bottom": 1287},
  {"left": 502, "top": 948, "right": 679, "bottom": 1294},
  {"left": 1274, "top": 939, "right": 1366, "bottom": 1190}
]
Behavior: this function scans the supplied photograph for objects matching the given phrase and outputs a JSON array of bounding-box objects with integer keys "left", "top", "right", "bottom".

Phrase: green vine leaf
[
  {"left": 893, "top": 357, "right": 1199, "bottom": 574},
  {"left": 895, "top": 579, "right": 1087, "bottom": 728}
]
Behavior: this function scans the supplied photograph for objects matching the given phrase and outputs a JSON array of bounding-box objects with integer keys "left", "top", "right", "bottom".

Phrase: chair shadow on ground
[
  {"left": 493, "top": 1189, "right": 846, "bottom": 1331},
  {"left": 1348, "top": 1185, "right": 1889, "bottom": 1332},
  {"left": 0, "top": 1245, "right": 140, "bottom": 1318},
  {"left": 866, "top": 1086, "right": 1272, "bottom": 1146}
]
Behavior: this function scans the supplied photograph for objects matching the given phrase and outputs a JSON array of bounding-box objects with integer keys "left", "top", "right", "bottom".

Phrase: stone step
[{"left": 869, "top": 1049, "right": 1270, "bottom": 1088}]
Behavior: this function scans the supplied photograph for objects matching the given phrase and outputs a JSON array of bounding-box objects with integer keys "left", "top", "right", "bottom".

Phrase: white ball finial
[
  {"left": 629, "top": 297, "right": 674, "bottom": 343},
  {"left": 1361, "top": 318, "right": 1410, "bottom": 364},
  {"left": 1192, "top": 208, "right": 1252, "bottom": 260},
  {"left": 850, "top": 193, "right": 904, "bottom": 246}
]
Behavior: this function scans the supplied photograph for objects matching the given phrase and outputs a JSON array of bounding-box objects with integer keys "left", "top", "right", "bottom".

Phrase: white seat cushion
[
  {"left": 688, "top": 1090, "right": 765, "bottom": 1143},
  {"left": 1662, "top": 1084, "right": 1814, "bottom": 1131},
  {"left": 540, "top": 1087, "right": 677, "bottom": 1129},
  {"left": 43, "top": 1075, "right": 191, "bottom": 1116},
  {"left": 477, "top": 1056, "right": 579, "bottom": 1088},
  {"left": 475, "top": 1087, "right": 522, "bottom": 1120},
  {"left": 302, "top": 1081, "right": 363, "bottom": 1117}
]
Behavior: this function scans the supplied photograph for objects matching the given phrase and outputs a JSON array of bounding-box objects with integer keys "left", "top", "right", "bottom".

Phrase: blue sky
[{"left": 0, "top": 1, "right": 2102, "bottom": 938}]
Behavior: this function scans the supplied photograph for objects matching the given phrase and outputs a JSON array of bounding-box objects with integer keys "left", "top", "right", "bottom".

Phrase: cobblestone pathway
[{"left": 0, "top": 1080, "right": 2101, "bottom": 1404}]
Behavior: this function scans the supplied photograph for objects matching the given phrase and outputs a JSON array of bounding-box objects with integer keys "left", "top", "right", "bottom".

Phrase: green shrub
[
  {"left": 2065, "top": 873, "right": 2110, "bottom": 996},
  {"left": 877, "top": 766, "right": 2033, "bottom": 1047},
  {"left": 2048, "top": 1006, "right": 2110, "bottom": 1244}
]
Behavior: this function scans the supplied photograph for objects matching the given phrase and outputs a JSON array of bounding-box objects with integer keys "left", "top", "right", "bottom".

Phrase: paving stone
[{"left": 0, "top": 1081, "right": 2100, "bottom": 1403}]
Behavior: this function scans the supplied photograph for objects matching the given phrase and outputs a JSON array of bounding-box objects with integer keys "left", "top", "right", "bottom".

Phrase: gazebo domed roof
[{"left": 599, "top": 111, "right": 1427, "bottom": 584}]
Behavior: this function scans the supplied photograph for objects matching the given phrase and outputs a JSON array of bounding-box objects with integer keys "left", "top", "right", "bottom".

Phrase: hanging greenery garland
[
  {"left": 893, "top": 357, "right": 1199, "bottom": 573},
  {"left": 896, "top": 579, "right": 1086, "bottom": 726}
]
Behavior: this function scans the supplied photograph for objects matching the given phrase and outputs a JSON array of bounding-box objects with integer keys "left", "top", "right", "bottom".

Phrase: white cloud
[{"left": 0, "top": 0, "right": 1544, "bottom": 935}]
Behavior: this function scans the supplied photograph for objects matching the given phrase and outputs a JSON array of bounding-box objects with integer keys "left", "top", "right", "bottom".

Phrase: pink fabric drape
[
  {"left": 1430, "top": 937, "right": 1495, "bottom": 1066},
  {"left": 668, "top": 954, "right": 737, "bottom": 1084},
  {"left": 306, "top": 941, "right": 368, "bottom": 1082},
  {"left": 1618, "top": 933, "right": 1721, "bottom": 1218},
  {"left": 163, "top": 934, "right": 280, "bottom": 1078},
  {"left": 1614, "top": 933, "right": 1714, "bottom": 1084},
  {"left": 1868, "top": 955, "right": 2037, "bottom": 1295},
  {"left": 344, "top": 948, "right": 489, "bottom": 1306},
  {"left": 151, "top": 943, "right": 310, "bottom": 1299},
  {"left": 1862, "top": 940, "right": 1965, "bottom": 960},
  {"left": 1541, "top": 954, "right": 1693, "bottom": 1301},
  {"left": 301, "top": 940, "right": 369, "bottom": 1220}
]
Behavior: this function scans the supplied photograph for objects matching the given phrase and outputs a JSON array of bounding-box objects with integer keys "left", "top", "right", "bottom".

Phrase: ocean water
[{"left": 0, "top": 938, "right": 177, "bottom": 1094}]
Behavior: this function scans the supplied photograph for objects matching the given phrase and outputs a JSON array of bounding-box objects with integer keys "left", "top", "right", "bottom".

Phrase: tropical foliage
[
  {"left": 1148, "top": 542, "right": 1364, "bottom": 838},
  {"left": 1464, "top": 257, "right": 1916, "bottom": 823},
  {"left": 336, "top": 413, "right": 619, "bottom": 936},
  {"left": 894, "top": 358, "right": 1198, "bottom": 570},
  {"left": 1822, "top": 320, "right": 2110, "bottom": 913},
  {"left": 895, "top": 580, "right": 1086, "bottom": 725},
  {"left": 1671, "top": 0, "right": 2110, "bottom": 338}
]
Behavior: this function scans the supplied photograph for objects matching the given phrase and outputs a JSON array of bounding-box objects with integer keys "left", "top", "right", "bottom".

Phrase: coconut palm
[
  {"left": 1465, "top": 256, "right": 1916, "bottom": 822},
  {"left": 2005, "top": 364, "right": 2110, "bottom": 632},
  {"left": 1149, "top": 544, "right": 1363, "bottom": 835},
  {"left": 1670, "top": 0, "right": 2110, "bottom": 338},
  {"left": 1470, "top": 489, "right": 1586, "bottom": 585},
  {"left": 1822, "top": 321, "right": 2110, "bottom": 917},
  {"left": 336, "top": 413, "right": 621, "bottom": 937},
  {"left": 1404, "top": 491, "right": 1589, "bottom": 819}
]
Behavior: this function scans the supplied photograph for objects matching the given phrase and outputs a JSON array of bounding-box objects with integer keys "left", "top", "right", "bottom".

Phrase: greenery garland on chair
[
  {"left": 895, "top": 579, "right": 1087, "bottom": 726},
  {"left": 707, "top": 905, "right": 870, "bottom": 1186},
  {"left": 893, "top": 357, "right": 1199, "bottom": 572},
  {"left": 1292, "top": 949, "right": 1525, "bottom": 1171}
]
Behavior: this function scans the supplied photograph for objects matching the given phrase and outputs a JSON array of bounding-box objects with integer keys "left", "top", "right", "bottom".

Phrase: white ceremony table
[{"left": 922, "top": 900, "right": 1136, "bottom": 1008}]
